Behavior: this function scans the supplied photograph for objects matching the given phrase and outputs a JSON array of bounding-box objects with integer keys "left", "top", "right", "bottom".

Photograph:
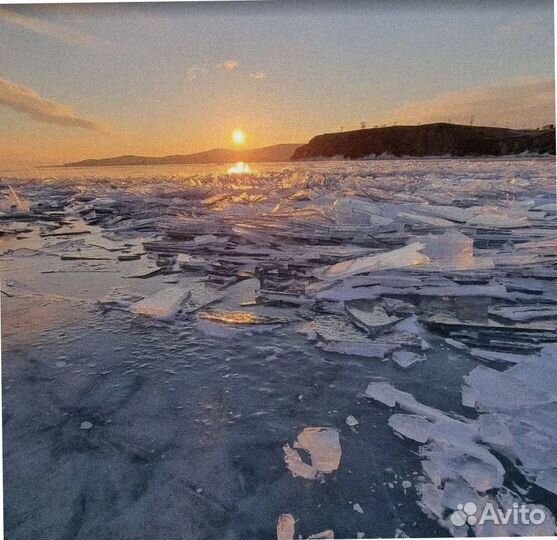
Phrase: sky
[{"left": 0, "top": 0, "right": 555, "bottom": 165}]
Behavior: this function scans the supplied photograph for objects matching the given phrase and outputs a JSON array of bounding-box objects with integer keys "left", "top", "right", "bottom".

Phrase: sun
[{"left": 232, "top": 129, "right": 247, "bottom": 145}]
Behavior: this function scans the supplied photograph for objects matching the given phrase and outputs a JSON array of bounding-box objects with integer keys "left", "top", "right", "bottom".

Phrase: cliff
[{"left": 291, "top": 123, "right": 555, "bottom": 160}]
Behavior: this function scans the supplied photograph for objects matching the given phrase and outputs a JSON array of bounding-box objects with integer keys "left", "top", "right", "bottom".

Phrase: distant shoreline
[
  {"left": 52, "top": 143, "right": 303, "bottom": 169},
  {"left": 50, "top": 123, "right": 555, "bottom": 169},
  {"left": 34, "top": 154, "right": 555, "bottom": 171}
]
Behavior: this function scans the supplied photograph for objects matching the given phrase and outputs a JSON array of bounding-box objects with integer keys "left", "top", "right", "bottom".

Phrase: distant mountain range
[
  {"left": 61, "top": 144, "right": 303, "bottom": 167},
  {"left": 60, "top": 123, "right": 555, "bottom": 168},
  {"left": 292, "top": 123, "right": 555, "bottom": 159}
]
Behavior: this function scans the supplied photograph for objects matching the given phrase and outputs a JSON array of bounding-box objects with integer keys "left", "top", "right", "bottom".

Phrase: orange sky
[{"left": 0, "top": 2, "right": 554, "bottom": 166}]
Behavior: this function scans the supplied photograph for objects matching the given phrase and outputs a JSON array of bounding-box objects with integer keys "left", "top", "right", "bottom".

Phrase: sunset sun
[{"left": 232, "top": 129, "right": 247, "bottom": 145}]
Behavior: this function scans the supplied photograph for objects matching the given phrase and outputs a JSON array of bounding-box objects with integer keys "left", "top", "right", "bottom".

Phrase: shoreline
[{"left": 30, "top": 153, "right": 556, "bottom": 171}]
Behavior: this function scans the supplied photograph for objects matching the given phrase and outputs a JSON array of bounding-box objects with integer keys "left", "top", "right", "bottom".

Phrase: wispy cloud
[
  {"left": 0, "top": 6, "right": 96, "bottom": 46},
  {"left": 187, "top": 65, "right": 208, "bottom": 81},
  {"left": 188, "top": 59, "right": 246, "bottom": 81},
  {"left": 189, "top": 60, "right": 267, "bottom": 83},
  {"left": 383, "top": 78, "right": 555, "bottom": 128},
  {"left": 249, "top": 71, "right": 267, "bottom": 81},
  {"left": 217, "top": 59, "right": 239, "bottom": 72},
  {"left": 0, "top": 76, "right": 109, "bottom": 132}
]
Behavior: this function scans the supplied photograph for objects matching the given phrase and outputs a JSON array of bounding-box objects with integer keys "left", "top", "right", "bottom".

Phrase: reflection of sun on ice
[
  {"left": 227, "top": 161, "right": 251, "bottom": 174},
  {"left": 228, "top": 130, "right": 250, "bottom": 173},
  {"left": 232, "top": 129, "right": 246, "bottom": 145}
]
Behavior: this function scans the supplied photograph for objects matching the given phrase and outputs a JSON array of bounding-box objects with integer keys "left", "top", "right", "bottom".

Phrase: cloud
[
  {"left": 249, "top": 71, "right": 267, "bottom": 80},
  {"left": 383, "top": 78, "right": 555, "bottom": 129},
  {"left": 189, "top": 60, "right": 243, "bottom": 81},
  {"left": 0, "top": 76, "right": 109, "bottom": 132},
  {"left": 217, "top": 60, "right": 239, "bottom": 72},
  {"left": 187, "top": 65, "right": 208, "bottom": 81},
  {"left": 188, "top": 61, "right": 266, "bottom": 82},
  {"left": 0, "top": 6, "right": 96, "bottom": 46}
]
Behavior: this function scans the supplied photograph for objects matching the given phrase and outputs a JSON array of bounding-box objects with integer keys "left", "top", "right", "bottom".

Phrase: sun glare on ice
[{"left": 227, "top": 162, "right": 251, "bottom": 174}]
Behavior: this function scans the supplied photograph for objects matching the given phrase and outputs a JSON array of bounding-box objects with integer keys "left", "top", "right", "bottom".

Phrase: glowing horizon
[{"left": 0, "top": 1, "right": 554, "bottom": 166}]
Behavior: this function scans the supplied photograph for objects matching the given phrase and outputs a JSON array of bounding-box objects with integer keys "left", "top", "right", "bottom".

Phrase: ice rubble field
[{"left": 1, "top": 159, "right": 557, "bottom": 539}]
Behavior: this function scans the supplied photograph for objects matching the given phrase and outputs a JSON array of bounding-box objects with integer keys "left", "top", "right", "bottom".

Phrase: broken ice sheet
[
  {"left": 398, "top": 212, "right": 457, "bottom": 228},
  {"left": 276, "top": 514, "right": 335, "bottom": 540},
  {"left": 123, "top": 261, "right": 162, "bottom": 279},
  {"left": 181, "top": 281, "right": 223, "bottom": 313},
  {"left": 488, "top": 304, "right": 556, "bottom": 322},
  {"left": 444, "top": 338, "right": 468, "bottom": 350},
  {"left": 388, "top": 414, "right": 432, "bottom": 443},
  {"left": 192, "top": 233, "right": 228, "bottom": 246},
  {"left": 439, "top": 478, "right": 481, "bottom": 512},
  {"left": 0, "top": 185, "right": 31, "bottom": 213},
  {"left": 42, "top": 222, "right": 95, "bottom": 237},
  {"left": 352, "top": 503, "right": 364, "bottom": 514},
  {"left": 283, "top": 427, "right": 341, "bottom": 480},
  {"left": 129, "top": 286, "right": 190, "bottom": 320},
  {"left": 421, "top": 309, "right": 557, "bottom": 332},
  {"left": 478, "top": 414, "right": 514, "bottom": 451},
  {"left": 0, "top": 229, "right": 57, "bottom": 256},
  {"left": 312, "top": 242, "right": 430, "bottom": 280},
  {"left": 535, "top": 468, "right": 557, "bottom": 496},
  {"left": 468, "top": 348, "right": 527, "bottom": 365},
  {"left": 466, "top": 213, "right": 529, "bottom": 229},
  {"left": 0, "top": 221, "right": 33, "bottom": 234},
  {"left": 345, "top": 300, "right": 406, "bottom": 336},
  {"left": 277, "top": 514, "right": 296, "bottom": 540},
  {"left": 312, "top": 229, "right": 493, "bottom": 286},
  {"left": 417, "top": 230, "right": 494, "bottom": 271},
  {"left": 462, "top": 365, "right": 555, "bottom": 414},
  {"left": 218, "top": 277, "right": 260, "bottom": 307},
  {"left": 201, "top": 192, "right": 231, "bottom": 206},
  {"left": 198, "top": 310, "right": 289, "bottom": 325},
  {"left": 332, "top": 197, "right": 394, "bottom": 226},
  {"left": 374, "top": 387, "right": 516, "bottom": 535},
  {"left": 365, "top": 381, "right": 456, "bottom": 423},
  {"left": 465, "top": 491, "right": 556, "bottom": 537},
  {"left": 176, "top": 253, "right": 208, "bottom": 270},
  {"left": 306, "top": 530, "right": 334, "bottom": 539},
  {"left": 83, "top": 234, "right": 129, "bottom": 252},
  {"left": 298, "top": 315, "right": 400, "bottom": 358},
  {"left": 391, "top": 350, "right": 425, "bottom": 369},
  {"left": 196, "top": 317, "right": 282, "bottom": 338},
  {"left": 408, "top": 204, "right": 472, "bottom": 223},
  {"left": 368, "top": 380, "right": 509, "bottom": 529},
  {"left": 461, "top": 344, "right": 557, "bottom": 487},
  {"left": 422, "top": 442, "right": 505, "bottom": 492},
  {"left": 4, "top": 159, "right": 557, "bottom": 539}
]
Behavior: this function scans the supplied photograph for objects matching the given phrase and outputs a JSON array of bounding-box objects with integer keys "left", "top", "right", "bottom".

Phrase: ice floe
[{"left": 283, "top": 427, "right": 341, "bottom": 480}]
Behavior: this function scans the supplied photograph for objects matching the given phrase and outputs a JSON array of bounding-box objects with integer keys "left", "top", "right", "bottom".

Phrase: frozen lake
[{"left": 1, "top": 159, "right": 556, "bottom": 539}]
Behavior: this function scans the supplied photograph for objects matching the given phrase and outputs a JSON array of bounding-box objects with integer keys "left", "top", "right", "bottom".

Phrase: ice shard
[{"left": 129, "top": 286, "right": 190, "bottom": 320}]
